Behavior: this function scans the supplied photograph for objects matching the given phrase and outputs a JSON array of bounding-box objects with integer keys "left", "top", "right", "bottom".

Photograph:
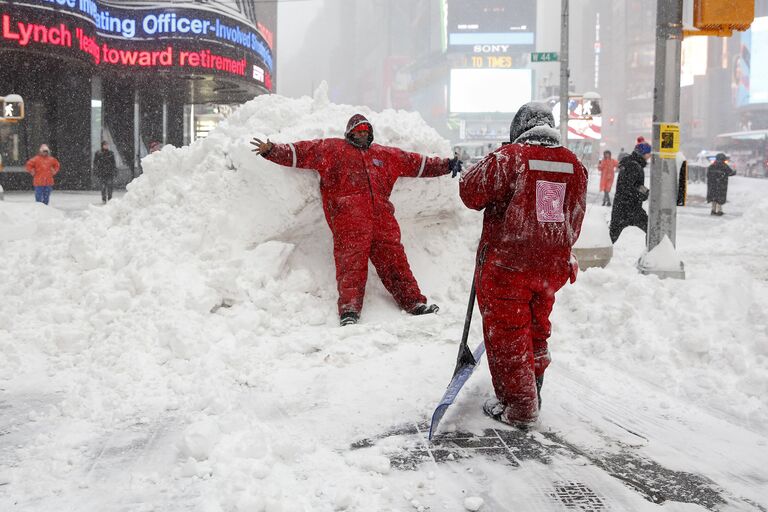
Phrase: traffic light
[{"left": 691, "top": 0, "right": 754, "bottom": 36}]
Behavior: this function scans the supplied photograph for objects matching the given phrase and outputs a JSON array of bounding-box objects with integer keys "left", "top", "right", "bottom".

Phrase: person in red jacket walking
[
  {"left": 459, "top": 103, "right": 587, "bottom": 427},
  {"left": 598, "top": 150, "right": 618, "bottom": 206},
  {"left": 25, "top": 144, "right": 60, "bottom": 205},
  {"left": 251, "top": 114, "right": 461, "bottom": 326}
]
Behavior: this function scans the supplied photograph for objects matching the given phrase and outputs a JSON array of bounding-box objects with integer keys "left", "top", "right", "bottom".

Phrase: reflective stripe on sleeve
[
  {"left": 417, "top": 154, "right": 427, "bottom": 177},
  {"left": 529, "top": 159, "right": 574, "bottom": 174},
  {"left": 288, "top": 143, "right": 297, "bottom": 168}
]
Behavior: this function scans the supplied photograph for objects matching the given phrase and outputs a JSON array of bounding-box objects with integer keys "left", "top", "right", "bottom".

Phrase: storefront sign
[{"left": 0, "top": 1, "right": 273, "bottom": 88}]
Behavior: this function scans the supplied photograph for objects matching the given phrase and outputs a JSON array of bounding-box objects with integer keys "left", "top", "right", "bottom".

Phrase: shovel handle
[{"left": 454, "top": 277, "right": 477, "bottom": 373}]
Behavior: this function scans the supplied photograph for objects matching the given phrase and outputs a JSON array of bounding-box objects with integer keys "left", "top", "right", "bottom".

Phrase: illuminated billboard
[
  {"left": 734, "top": 16, "right": 768, "bottom": 106},
  {"left": 551, "top": 95, "right": 602, "bottom": 140},
  {"left": 744, "top": 16, "right": 768, "bottom": 104},
  {"left": 0, "top": 0, "right": 274, "bottom": 89},
  {"left": 450, "top": 68, "right": 532, "bottom": 113},
  {"left": 447, "top": 0, "right": 535, "bottom": 53},
  {"left": 681, "top": 36, "right": 707, "bottom": 88}
]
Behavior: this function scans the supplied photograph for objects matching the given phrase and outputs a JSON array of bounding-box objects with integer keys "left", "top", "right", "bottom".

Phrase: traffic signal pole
[
  {"left": 559, "top": 0, "right": 569, "bottom": 144},
  {"left": 639, "top": 0, "right": 686, "bottom": 279}
]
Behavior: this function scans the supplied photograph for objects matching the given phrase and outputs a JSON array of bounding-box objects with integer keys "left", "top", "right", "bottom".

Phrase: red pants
[
  {"left": 332, "top": 220, "right": 425, "bottom": 315},
  {"left": 476, "top": 260, "right": 569, "bottom": 422}
]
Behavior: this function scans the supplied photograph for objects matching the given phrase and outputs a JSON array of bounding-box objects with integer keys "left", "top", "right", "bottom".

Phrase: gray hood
[{"left": 509, "top": 102, "right": 561, "bottom": 146}]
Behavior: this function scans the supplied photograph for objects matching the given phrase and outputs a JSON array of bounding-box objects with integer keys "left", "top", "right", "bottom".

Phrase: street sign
[
  {"left": 531, "top": 52, "right": 559, "bottom": 62},
  {"left": 659, "top": 123, "right": 680, "bottom": 159}
]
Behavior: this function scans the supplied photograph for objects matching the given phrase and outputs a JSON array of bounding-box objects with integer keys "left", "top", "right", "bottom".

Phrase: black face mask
[{"left": 347, "top": 132, "right": 372, "bottom": 149}]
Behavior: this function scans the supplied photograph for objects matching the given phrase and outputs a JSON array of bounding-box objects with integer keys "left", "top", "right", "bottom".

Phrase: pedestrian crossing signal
[
  {"left": 1, "top": 94, "right": 25, "bottom": 121},
  {"left": 692, "top": 0, "right": 754, "bottom": 35}
]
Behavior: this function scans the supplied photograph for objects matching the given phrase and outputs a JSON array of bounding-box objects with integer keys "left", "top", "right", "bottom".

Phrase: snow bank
[
  {"left": 0, "top": 85, "right": 476, "bottom": 510},
  {"left": 0, "top": 201, "right": 64, "bottom": 241},
  {"left": 638, "top": 234, "right": 683, "bottom": 271},
  {"left": 572, "top": 205, "right": 612, "bottom": 249}
]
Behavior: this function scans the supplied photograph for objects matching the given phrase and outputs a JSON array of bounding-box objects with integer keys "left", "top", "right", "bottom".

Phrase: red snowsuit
[
  {"left": 598, "top": 158, "right": 618, "bottom": 192},
  {"left": 263, "top": 114, "right": 451, "bottom": 315},
  {"left": 460, "top": 140, "right": 587, "bottom": 422}
]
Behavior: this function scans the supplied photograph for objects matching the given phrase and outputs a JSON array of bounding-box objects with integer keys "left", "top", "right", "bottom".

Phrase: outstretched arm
[
  {"left": 250, "top": 137, "right": 325, "bottom": 171},
  {"left": 459, "top": 152, "right": 513, "bottom": 210},
  {"left": 392, "top": 149, "right": 451, "bottom": 178}
]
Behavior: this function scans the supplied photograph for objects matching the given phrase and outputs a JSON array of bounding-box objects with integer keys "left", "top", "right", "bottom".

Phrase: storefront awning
[{"left": 716, "top": 129, "right": 768, "bottom": 140}]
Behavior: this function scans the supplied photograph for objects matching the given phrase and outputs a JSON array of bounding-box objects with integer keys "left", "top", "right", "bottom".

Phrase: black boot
[
  {"left": 340, "top": 311, "right": 359, "bottom": 326},
  {"left": 409, "top": 303, "right": 439, "bottom": 315}
]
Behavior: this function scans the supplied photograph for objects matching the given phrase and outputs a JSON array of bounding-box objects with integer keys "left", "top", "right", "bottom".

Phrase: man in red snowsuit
[
  {"left": 459, "top": 103, "right": 587, "bottom": 426},
  {"left": 251, "top": 114, "right": 460, "bottom": 326}
]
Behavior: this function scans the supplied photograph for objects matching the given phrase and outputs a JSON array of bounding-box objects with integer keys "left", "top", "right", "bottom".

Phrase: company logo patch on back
[
  {"left": 536, "top": 180, "right": 566, "bottom": 222},
  {"left": 372, "top": 158, "right": 384, "bottom": 167}
]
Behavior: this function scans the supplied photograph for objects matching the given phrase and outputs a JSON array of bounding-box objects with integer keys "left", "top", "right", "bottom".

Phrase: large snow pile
[
  {"left": 0, "top": 85, "right": 481, "bottom": 510},
  {"left": 1, "top": 86, "right": 767, "bottom": 510},
  {"left": 0, "top": 200, "right": 64, "bottom": 241}
]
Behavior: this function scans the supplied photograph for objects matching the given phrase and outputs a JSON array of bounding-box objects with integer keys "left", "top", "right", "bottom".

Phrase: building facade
[{"left": 0, "top": 0, "right": 276, "bottom": 189}]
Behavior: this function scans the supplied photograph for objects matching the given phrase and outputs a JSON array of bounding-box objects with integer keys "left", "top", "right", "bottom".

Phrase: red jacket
[
  {"left": 598, "top": 158, "right": 618, "bottom": 192},
  {"left": 263, "top": 138, "right": 449, "bottom": 239},
  {"left": 25, "top": 155, "right": 60, "bottom": 187},
  {"left": 460, "top": 142, "right": 588, "bottom": 271}
]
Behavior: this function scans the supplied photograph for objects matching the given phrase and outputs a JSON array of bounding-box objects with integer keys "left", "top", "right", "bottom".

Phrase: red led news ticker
[{"left": 1, "top": 11, "right": 270, "bottom": 85}]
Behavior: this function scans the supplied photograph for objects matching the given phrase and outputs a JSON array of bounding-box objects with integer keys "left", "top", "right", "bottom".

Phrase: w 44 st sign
[{"left": 531, "top": 52, "right": 559, "bottom": 62}]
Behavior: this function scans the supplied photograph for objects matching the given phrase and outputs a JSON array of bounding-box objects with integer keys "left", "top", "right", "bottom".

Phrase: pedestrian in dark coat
[
  {"left": 609, "top": 142, "right": 651, "bottom": 243},
  {"left": 93, "top": 141, "right": 117, "bottom": 203},
  {"left": 706, "top": 153, "right": 736, "bottom": 216}
]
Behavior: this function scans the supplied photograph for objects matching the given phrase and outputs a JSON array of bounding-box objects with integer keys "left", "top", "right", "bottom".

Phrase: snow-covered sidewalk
[{"left": 1, "top": 89, "right": 766, "bottom": 511}]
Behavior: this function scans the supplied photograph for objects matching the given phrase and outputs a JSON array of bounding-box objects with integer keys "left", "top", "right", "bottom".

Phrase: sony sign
[{"left": 473, "top": 44, "right": 510, "bottom": 54}]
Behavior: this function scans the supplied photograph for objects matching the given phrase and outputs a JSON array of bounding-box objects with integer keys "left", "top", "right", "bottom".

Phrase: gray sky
[{"left": 276, "top": 0, "right": 325, "bottom": 98}]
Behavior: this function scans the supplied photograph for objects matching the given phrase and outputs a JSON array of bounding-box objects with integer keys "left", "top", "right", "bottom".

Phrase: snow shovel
[{"left": 428, "top": 277, "right": 485, "bottom": 440}]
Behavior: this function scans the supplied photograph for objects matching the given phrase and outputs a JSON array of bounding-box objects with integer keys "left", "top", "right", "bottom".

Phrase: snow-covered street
[{"left": 1, "top": 91, "right": 767, "bottom": 511}]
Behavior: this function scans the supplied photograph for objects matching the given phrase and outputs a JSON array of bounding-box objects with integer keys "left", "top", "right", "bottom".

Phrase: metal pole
[
  {"left": 644, "top": 0, "right": 685, "bottom": 278},
  {"left": 133, "top": 88, "right": 140, "bottom": 180},
  {"left": 559, "top": 0, "right": 569, "bottom": 145},
  {"left": 162, "top": 96, "right": 168, "bottom": 145}
]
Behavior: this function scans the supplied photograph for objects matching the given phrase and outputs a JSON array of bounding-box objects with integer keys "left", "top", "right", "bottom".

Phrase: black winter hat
[{"left": 715, "top": 153, "right": 728, "bottom": 162}]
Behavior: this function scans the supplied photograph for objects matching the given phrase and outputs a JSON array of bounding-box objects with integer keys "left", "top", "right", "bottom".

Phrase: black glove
[{"left": 449, "top": 157, "right": 463, "bottom": 178}]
